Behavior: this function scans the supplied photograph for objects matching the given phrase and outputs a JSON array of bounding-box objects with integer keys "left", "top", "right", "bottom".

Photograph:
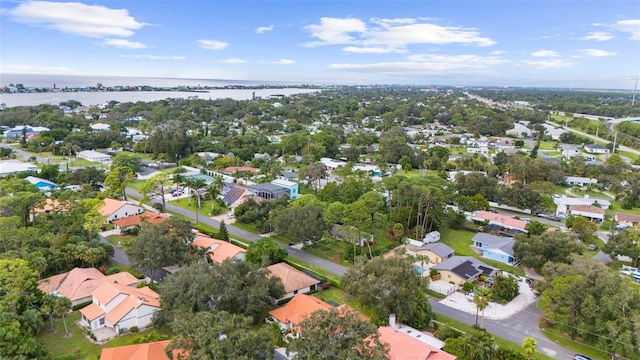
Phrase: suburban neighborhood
[{"left": 1, "top": 84, "right": 640, "bottom": 360}]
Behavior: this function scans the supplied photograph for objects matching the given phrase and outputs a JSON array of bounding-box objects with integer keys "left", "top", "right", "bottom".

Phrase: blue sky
[{"left": 1, "top": 0, "right": 639, "bottom": 88}]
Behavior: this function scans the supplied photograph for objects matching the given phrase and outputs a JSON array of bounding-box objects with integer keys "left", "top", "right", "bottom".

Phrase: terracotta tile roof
[
  {"left": 38, "top": 267, "right": 137, "bottom": 303},
  {"left": 34, "top": 199, "right": 70, "bottom": 213},
  {"left": 224, "top": 166, "right": 259, "bottom": 173},
  {"left": 614, "top": 213, "right": 640, "bottom": 224},
  {"left": 378, "top": 326, "right": 457, "bottom": 360},
  {"left": 193, "top": 235, "right": 245, "bottom": 264},
  {"left": 90, "top": 282, "right": 160, "bottom": 325},
  {"left": 112, "top": 211, "right": 166, "bottom": 228},
  {"left": 473, "top": 211, "right": 527, "bottom": 231},
  {"left": 99, "top": 198, "right": 127, "bottom": 217},
  {"left": 268, "top": 293, "right": 332, "bottom": 328},
  {"left": 266, "top": 263, "right": 321, "bottom": 294},
  {"left": 100, "top": 340, "right": 174, "bottom": 360},
  {"left": 80, "top": 303, "right": 105, "bottom": 321},
  {"left": 569, "top": 204, "right": 605, "bottom": 215}
]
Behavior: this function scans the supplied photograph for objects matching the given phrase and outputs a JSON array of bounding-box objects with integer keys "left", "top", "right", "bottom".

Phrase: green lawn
[
  {"left": 39, "top": 311, "right": 173, "bottom": 360},
  {"left": 539, "top": 323, "right": 610, "bottom": 360},
  {"left": 439, "top": 227, "right": 525, "bottom": 276},
  {"left": 616, "top": 150, "right": 639, "bottom": 161},
  {"left": 538, "top": 141, "right": 559, "bottom": 151},
  {"left": 40, "top": 311, "right": 101, "bottom": 360},
  {"left": 605, "top": 201, "right": 640, "bottom": 217},
  {"left": 106, "top": 234, "right": 135, "bottom": 250},
  {"left": 127, "top": 179, "right": 146, "bottom": 192}
]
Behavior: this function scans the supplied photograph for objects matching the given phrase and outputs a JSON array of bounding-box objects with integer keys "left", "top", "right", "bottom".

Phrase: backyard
[
  {"left": 438, "top": 227, "right": 525, "bottom": 276},
  {"left": 38, "top": 311, "right": 172, "bottom": 360}
]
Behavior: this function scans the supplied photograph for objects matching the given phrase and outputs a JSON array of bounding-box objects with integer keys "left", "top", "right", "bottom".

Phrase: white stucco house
[
  {"left": 80, "top": 282, "right": 160, "bottom": 335},
  {"left": 99, "top": 198, "right": 144, "bottom": 222},
  {"left": 584, "top": 144, "right": 610, "bottom": 154},
  {"left": 77, "top": 150, "right": 111, "bottom": 163}
]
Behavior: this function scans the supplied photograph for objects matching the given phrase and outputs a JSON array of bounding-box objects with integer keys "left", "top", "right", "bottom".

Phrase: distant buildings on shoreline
[{"left": 0, "top": 82, "right": 322, "bottom": 95}]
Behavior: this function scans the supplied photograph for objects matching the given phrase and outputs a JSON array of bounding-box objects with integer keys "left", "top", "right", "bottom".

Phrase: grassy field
[
  {"left": 39, "top": 311, "right": 172, "bottom": 360},
  {"left": 606, "top": 200, "right": 640, "bottom": 217},
  {"left": 106, "top": 234, "right": 135, "bottom": 250},
  {"left": 539, "top": 322, "right": 610, "bottom": 360},
  {"left": 538, "top": 141, "right": 559, "bottom": 150},
  {"left": 439, "top": 227, "right": 525, "bottom": 276}
]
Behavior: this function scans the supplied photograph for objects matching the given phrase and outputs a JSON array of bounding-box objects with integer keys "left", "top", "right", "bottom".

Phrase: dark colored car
[{"left": 574, "top": 354, "right": 592, "bottom": 360}]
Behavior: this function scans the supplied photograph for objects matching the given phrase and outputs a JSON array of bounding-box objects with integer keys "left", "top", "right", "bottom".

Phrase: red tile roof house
[
  {"left": 472, "top": 211, "right": 528, "bottom": 233},
  {"left": 99, "top": 198, "right": 145, "bottom": 223},
  {"left": 378, "top": 324, "right": 457, "bottom": 360},
  {"left": 266, "top": 262, "right": 322, "bottom": 301},
  {"left": 112, "top": 211, "right": 166, "bottom": 231},
  {"left": 614, "top": 213, "right": 640, "bottom": 228},
  {"left": 37, "top": 267, "right": 139, "bottom": 306},
  {"left": 192, "top": 234, "right": 246, "bottom": 264},
  {"left": 568, "top": 205, "right": 605, "bottom": 223},
  {"left": 100, "top": 340, "right": 180, "bottom": 360},
  {"left": 80, "top": 282, "right": 160, "bottom": 337}
]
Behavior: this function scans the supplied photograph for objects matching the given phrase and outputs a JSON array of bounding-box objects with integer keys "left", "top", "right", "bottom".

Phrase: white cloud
[
  {"left": 273, "top": 59, "right": 295, "bottom": 65},
  {"left": 256, "top": 25, "right": 274, "bottom": 34},
  {"left": 120, "top": 55, "right": 186, "bottom": 60},
  {"left": 490, "top": 51, "right": 506, "bottom": 55},
  {"left": 329, "top": 54, "right": 508, "bottom": 74},
  {"left": 198, "top": 39, "right": 229, "bottom": 50},
  {"left": 580, "top": 32, "right": 614, "bottom": 41},
  {"left": 304, "top": 17, "right": 367, "bottom": 47},
  {"left": 577, "top": 49, "right": 617, "bottom": 57},
  {"left": 531, "top": 50, "right": 559, "bottom": 57},
  {"left": 611, "top": 19, "right": 640, "bottom": 40},
  {"left": 9, "top": 1, "right": 146, "bottom": 38},
  {"left": 104, "top": 38, "right": 146, "bottom": 49},
  {"left": 304, "top": 17, "right": 496, "bottom": 50},
  {"left": 342, "top": 46, "right": 406, "bottom": 54},
  {"left": 219, "top": 58, "right": 247, "bottom": 64},
  {"left": 0, "top": 64, "right": 77, "bottom": 74},
  {"left": 517, "top": 59, "right": 572, "bottom": 69}
]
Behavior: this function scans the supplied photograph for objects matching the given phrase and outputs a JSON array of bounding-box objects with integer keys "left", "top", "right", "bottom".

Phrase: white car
[{"left": 226, "top": 213, "right": 235, "bottom": 219}]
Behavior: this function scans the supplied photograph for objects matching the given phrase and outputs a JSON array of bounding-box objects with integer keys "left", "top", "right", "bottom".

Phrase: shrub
[
  {"left": 130, "top": 326, "right": 139, "bottom": 333},
  {"left": 461, "top": 282, "right": 475, "bottom": 292},
  {"left": 72, "top": 301, "right": 93, "bottom": 311}
]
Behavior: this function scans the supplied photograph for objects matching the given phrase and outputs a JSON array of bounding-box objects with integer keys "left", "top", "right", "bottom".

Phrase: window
[
  {"left": 99, "top": 318, "right": 105, "bottom": 325},
  {"left": 293, "top": 290, "right": 298, "bottom": 294}
]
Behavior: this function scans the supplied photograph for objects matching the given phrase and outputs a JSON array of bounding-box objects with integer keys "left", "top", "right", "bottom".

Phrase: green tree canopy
[
  {"left": 245, "top": 237, "right": 288, "bottom": 266},
  {"left": 287, "top": 307, "right": 390, "bottom": 360}
]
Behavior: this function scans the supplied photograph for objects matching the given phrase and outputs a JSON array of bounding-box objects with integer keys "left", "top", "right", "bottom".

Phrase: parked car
[
  {"left": 574, "top": 354, "right": 592, "bottom": 360},
  {"left": 226, "top": 213, "right": 234, "bottom": 219},
  {"left": 587, "top": 244, "right": 598, "bottom": 251}
]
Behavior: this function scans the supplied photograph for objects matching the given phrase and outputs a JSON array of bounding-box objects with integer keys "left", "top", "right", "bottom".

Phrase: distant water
[
  {"left": 0, "top": 74, "right": 320, "bottom": 107},
  {"left": 0, "top": 74, "right": 300, "bottom": 88}
]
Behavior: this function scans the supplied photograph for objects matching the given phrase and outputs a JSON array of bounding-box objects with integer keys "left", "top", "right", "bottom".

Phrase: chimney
[{"left": 389, "top": 313, "right": 397, "bottom": 328}]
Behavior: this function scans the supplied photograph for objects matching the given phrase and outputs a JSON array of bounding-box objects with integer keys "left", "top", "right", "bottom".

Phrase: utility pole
[{"left": 612, "top": 132, "right": 617, "bottom": 154}]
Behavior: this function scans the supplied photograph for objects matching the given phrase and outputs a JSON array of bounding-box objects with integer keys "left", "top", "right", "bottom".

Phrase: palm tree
[
  {"left": 206, "top": 175, "right": 225, "bottom": 211},
  {"left": 416, "top": 254, "right": 429, "bottom": 285},
  {"left": 53, "top": 296, "right": 72, "bottom": 337},
  {"left": 522, "top": 337, "right": 537, "bottom": 360},
  {"left": 473, "top": 287, "right": 491, "bottom": 328},
  {"left": 189, "top": 178, "right": 207, "bottom": 224}
]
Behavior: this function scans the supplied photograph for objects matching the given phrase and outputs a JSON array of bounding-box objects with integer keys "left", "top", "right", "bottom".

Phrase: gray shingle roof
[
  {"left": 432, "top": 256, "right": 498, "bottom": 281},
  {"left": 416, "top": 242, "right": 454, "bottom": 258}
]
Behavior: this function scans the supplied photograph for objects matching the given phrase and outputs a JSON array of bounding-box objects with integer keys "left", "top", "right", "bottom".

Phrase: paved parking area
[{"left": 438, "top": 281, "right": 536, "bottom": 320}]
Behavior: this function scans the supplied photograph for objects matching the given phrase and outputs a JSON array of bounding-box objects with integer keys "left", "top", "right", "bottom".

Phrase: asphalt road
[
  {"left": 125, "top": 188, "right": 348, "bottom": 276},
  {"left": 546, "top": 120, "right": 640, "bottom": 156},
  {"left": 98, "top": 233, "right": 130, "bottom": 266},
  {"left": 431, "top": 299, "right": 576, "bottom": 359}
]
